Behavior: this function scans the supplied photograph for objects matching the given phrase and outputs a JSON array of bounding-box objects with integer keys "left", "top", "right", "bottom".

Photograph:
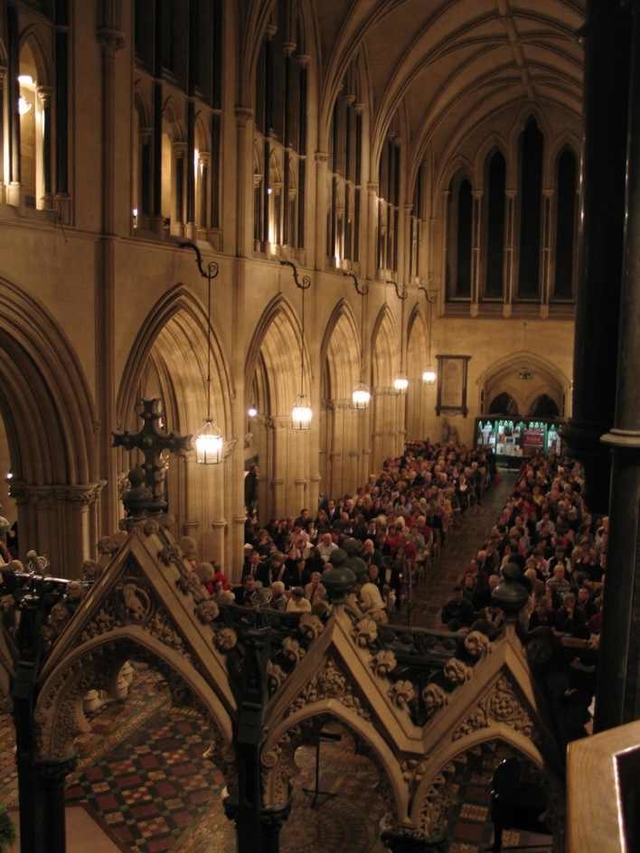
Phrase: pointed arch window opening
[
  {"left": 483, "top": 150, "right": 507, "bottom": 301},
  {"left": 553, "top": 147, "right": 578, "bottom": 302},
  {"left": 517, "top": 117, "right": 544, "bottom": 301},
  {"left": 446, "top": 174, "right": 473, "bottom": 301}
]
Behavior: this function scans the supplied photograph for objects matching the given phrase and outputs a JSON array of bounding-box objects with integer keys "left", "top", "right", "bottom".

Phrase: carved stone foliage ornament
[
  {"left": 287, "top": 656, "right": 372, "bottom": 721},
  {"left": 452, "top": 673, "right": 535, "bottom": 741}
]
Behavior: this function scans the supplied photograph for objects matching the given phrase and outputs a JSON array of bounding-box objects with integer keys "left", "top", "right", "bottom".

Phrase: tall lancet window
[
  {"left": 484, "top": 150, "right": 506, "bottom": 299},
  {"left": 377, "top": 133, "right": 401, "bottom": 273},
  {"left": 446, "top": 172, "right": 472, "bottom": 300},
  {"left": 326, "top": 59, "right": 363, "bottom": 267},
  {"left": 517, "top": 117, "right": 544, "bottom": 299},
  {"left": 553, "top": 147, "right": 578, "bottom": 300},
  {"left": 253, "top": 0, "right": 308, "bottom": 253}
]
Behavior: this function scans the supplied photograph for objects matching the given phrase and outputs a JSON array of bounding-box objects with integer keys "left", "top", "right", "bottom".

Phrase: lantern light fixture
[
  {"left": 388, "top": 279, "right": 409, "bottom": 394},
  {"left": 344, "top": 272, "right": 371, "bottom": 410},
  {"left": 179, "top": 240, "right": 237, "bottom": 463},
  {"left": 280, "top": 260, "right": 313, "bottom": 429},
  {"left": 419, "top": 284, "right": 438, "bottom": 385}
]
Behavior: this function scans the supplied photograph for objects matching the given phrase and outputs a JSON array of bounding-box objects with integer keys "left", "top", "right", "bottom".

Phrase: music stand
[{"left": 302, "top": 729, "right": 342, "bottom": 808}]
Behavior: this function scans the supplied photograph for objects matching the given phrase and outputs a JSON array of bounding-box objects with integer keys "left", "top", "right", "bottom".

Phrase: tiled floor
[{"left": 0, "top": 474, "right": 557, "bottom": 852}]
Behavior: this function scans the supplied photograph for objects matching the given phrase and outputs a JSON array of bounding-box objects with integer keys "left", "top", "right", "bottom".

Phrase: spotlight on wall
[
  {"left": 18, "top": 96, "right": 32, "bottom": 116},
  {"left": 18, "top": 74, "right": 34, "bottom": 87}
]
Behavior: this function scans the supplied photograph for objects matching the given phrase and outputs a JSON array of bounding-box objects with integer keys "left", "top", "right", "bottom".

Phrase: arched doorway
[
  {"left": 245, "top": 297, "right": 312, "bottom": 520},
  {"left": 319, "top": 301, "right": 362, "bottom": 498},
  {"left": 117, "top": 286, "right": 234, "bottom": 566}
]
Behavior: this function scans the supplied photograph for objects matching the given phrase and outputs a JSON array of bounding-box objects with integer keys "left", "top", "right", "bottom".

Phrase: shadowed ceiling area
[{"left": 311, "top": 0, "right": 583, "bottom": 176}]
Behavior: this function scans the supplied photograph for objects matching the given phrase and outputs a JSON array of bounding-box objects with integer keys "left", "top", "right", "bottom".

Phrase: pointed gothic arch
[
  {"left": 406, "top": 306, "right": 429, "bottom": 441},
  {"left": 245, "top": 294, "right": 313, "bottom": 518},
  {"left": 319, "top": 299, "right": 363, "bottom": 497},
  {"left": 477, "top": 351, "right": 568, "bottom": 419},
  {"left": 0, "top": 277, "right": 98, "bottom": 572},
  {"left": 116, "top": 286, "right": 234, "bottom": 562}
]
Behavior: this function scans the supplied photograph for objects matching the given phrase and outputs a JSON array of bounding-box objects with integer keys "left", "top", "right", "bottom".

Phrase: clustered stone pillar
[
  {"left": 564, "top": 0, "right": 632, "bottom": 513},
  {"left": 595, "top": 0, "right": 640, "bottom": 731}
]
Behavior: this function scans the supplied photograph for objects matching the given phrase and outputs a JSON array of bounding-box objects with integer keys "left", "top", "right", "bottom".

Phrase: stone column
[
  {"left": 96, "top": 15, "right": 124, "bottom": 536},
  {"left": 503, "top": 189, "right": 517, "bottom": 317},
  {"left": 235, "top": 107, "right": 255, "bottom": 256},
  {"left": 596, "top": 0, "right": 640, "bottom": 731},
  {"left": 0, "top": 66, "right": 6, "bottom": 203},
  {"left": 197, "top": 150, "right": 210, "bottom": 239},
  {"left": 37, "top": 86, "right": 53, "bottom": 209},
  {"left": 564, "top": 0, "right": 632, "bottom": 512},
  {"left": 211, "top": 518, "right": 227, "bottom": 566},
  {"left": 314, "top": 151, "right": 328, "bottom": 269},
  {"left": 6, "top": 1, "right": 20, "bottom": 206},
  {"left": 470, "top": 189, "right": 483, "bottom": 316},
  {"left": 34, "top": 757, "right": 77, "bottom": 853},
  {"left": 173, "top": 141, "right": 186, "bottom": 235},
  {"left": 54, "top": 4, "right": 71, "bottom": 222},
  {"left": 367, "top": 182, "right": 380, "bottom": 280},
  {"left": 540, "top": 188, "right": 554, "bottom": 318}
]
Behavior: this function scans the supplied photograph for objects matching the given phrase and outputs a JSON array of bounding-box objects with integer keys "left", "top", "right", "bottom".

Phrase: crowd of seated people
[
  {"left": 195, "top": 442, "right": 493, "bottom": 622},
  {"left": 439, "top": 452, "right": 604, "bottom": 744},
  {"left": 441, "top": 453, "right": 605, "bottom": 638}
]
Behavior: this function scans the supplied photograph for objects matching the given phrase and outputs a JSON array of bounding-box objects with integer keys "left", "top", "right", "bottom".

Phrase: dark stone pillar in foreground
[
  {"left": 563, "top": 0, "right": 632, "bottom": 513},
  {"left": 34, "top": 757, "right": 77, "bottom": 853},
  {"left": 595, "top": 0, "right": 640, "bottom": 731}
]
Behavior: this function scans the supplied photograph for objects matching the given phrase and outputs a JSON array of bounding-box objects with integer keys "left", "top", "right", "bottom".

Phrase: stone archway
[
  {"left": 245, "top": 296, "right": 312, "bottom": 519},
  {"left": 262, "top": 707, "right": 408, "bottom": 851},
  {"left": 478, "top": 351, "right": 568, "bottom": 419},
  {"left": 370, "top": 306, "right": 401, "bottom": 472},
  {"left": 406, "top": 307, "right": 429, "bottom": 441},
  {"left": 116, "top": 285, "right": 235, "bottom": 566},
  {"left": 319, "top": 300, "right": 362, "bottom": 497},
  {"left": 410, "top": 733, "right": 553, "bottom": 849},
  {"left": 0, "top": 278, "right": 99, "bottom": 574}
]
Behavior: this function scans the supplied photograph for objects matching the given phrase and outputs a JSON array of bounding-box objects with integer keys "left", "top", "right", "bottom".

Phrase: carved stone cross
[{"left": 113, "top": 398, "right": 192, "bottom": 516}]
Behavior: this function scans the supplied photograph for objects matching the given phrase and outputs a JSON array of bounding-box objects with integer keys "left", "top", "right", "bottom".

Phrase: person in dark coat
[{"left": 441, "top": 586, "right": 475, "bottom": 631}]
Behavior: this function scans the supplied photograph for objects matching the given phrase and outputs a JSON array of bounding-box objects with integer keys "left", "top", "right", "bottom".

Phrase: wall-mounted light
[
  {"left": 388, "top": 279, "right": 409, "bottom": 394},
  {"left": 6, "top": 471, "right": 13, "bottom": 481},
  {"left": 18, "top": 74, "right": 34, "bottom": 87},
  {"left": 248, "top": 406, "right": 258, "bottom": 419},
  {"left": 179, "top": 241, "right": 237, "bottom": 463},
  {"left": 419, "top": 284, "right": 438, "bottom": 385},
  {"left": 18, "top": 96, "right": 32, "bottom": 116},
  {"left": 280, "top": 260, "right": 313, "bottom": 429}
]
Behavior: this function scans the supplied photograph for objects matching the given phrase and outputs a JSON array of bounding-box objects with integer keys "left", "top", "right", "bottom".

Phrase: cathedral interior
[{"left": 0, "top": 0, "right": 639, "bottom": 851}]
